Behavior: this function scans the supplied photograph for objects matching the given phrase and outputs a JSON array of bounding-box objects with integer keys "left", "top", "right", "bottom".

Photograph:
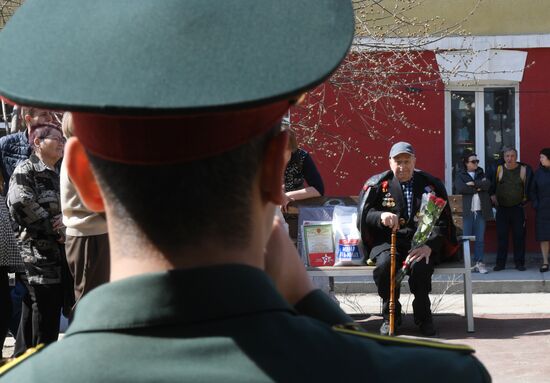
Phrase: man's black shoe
[
  {"left": 379, "top": 316, "right": 402, "bottom": 336},
  {"left": 418, "top": 320, "right": 437, "bottom": 337},
  {"left": 515, "top": 265, "right": 526, "bottom": 271},
  {"left": 493, "top": 264, "right": 505, "bottom": 271}
]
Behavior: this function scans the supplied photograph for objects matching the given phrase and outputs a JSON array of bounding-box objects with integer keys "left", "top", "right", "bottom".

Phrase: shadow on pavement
[{"left": 351, "top": 313, "right": 550, "bottom": 340}]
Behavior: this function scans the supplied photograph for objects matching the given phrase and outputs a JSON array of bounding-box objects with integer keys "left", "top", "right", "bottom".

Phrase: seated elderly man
[{"left": 358, "top": 142, "right": 456, "bottom": 337}]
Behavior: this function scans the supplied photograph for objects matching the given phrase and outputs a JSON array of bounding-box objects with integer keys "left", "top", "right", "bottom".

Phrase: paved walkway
[
  {"left": 340, "top": 293, "right": 550, "bottom": 383},
  {"left": 353, "top": 312, "right": 550, "bottom": 383}
]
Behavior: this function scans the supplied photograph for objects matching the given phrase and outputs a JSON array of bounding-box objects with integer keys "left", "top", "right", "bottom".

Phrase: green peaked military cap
[{"left": 0, "top": 0, "right": 354, "bottom": 115}]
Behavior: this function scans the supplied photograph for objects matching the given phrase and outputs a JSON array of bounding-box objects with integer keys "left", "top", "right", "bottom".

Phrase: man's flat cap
[
  {"left": 389, "top": 142, "right": 415, "bottom": 158},
  {"left": 0, "top": 0, "right": 354, "bottom": 115}
]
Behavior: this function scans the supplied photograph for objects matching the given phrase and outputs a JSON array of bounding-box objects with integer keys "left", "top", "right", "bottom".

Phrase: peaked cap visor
[{"left": 0, "top": 0, "right": 354, "bottom": 114}]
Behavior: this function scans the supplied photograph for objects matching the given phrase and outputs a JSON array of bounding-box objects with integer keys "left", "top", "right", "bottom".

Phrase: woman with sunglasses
[
  {"left": 7, "top": 123, "right": 66, "bottom": 356},
  {"left": 454, "top": 152, "right": 494, "bottom": 274}
]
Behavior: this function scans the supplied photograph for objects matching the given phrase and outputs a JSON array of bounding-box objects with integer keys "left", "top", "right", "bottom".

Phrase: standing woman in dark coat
[
  {"left": 531, "top": 148, "right": 550, "bottom": 272},
  {"left": 454, "top": 153, "right": 493, "bottom": 274}
]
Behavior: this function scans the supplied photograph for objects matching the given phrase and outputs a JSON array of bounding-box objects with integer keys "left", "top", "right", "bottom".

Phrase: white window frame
[{"left": 444, "top": 84, "right": 520, "bottom": 192}]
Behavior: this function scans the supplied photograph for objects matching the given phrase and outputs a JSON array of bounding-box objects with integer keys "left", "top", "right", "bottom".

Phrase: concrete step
[{"left": 327, "top": 253, "right": 550, "bottom": 294}]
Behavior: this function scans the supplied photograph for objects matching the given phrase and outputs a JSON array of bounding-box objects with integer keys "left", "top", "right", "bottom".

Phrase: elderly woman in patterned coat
[{"left": 7, "top": 123, "right": 65, "bottom": 356}]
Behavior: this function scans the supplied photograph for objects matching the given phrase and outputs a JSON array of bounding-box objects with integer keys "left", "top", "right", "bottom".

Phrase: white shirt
[{"left": 468, "top": 171, "right": 481, "bottom": 212}]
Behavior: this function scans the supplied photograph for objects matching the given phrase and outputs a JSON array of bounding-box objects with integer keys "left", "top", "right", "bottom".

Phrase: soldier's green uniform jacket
[{"left": 1, "top": 264, "right": 490, "bottom": 382}]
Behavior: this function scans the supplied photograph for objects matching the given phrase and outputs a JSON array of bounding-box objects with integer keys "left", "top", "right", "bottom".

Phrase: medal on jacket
[
  {"left": 381, "top": 181, "right": 396, "bottom": 207},
  {"left": 382, "top": 193, "right": 396, "bottom": 207}
]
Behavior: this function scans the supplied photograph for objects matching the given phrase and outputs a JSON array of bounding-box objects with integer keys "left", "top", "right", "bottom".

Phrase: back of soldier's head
[{"left": 86, "top": 125, "right": 278, "bottom": 254}]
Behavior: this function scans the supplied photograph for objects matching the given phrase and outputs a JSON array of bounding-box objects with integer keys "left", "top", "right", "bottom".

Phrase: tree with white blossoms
[
  {"left": 290, "top": 0, "right": 495, "bottom": 179},
  {"left": 0, "top": 0, "right": 21, "bottom": 28}
]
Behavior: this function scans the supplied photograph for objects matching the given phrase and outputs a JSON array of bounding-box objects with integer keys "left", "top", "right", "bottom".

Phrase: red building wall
[
  {"left": 293, "top": 51, "right": 445, "bottom": 196},
  {"left": 296, "top": 48, "right": 550, "bottom": 253},
  {"left": 517, "top": 48, "right": 550, "bottom": 252}
]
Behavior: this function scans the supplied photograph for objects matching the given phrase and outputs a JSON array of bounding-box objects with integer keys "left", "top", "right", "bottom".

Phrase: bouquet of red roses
[{"left": 395, "top": 192, "right": 447, "bottom": 284}]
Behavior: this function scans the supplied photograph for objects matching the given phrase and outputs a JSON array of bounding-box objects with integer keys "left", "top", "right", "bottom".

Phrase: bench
[{"left": 286, "top": 195, "right": 475, "bottom": 333}]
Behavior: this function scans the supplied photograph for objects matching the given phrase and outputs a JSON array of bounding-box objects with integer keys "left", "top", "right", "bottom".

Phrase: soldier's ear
[
  {"left": 64, "top": 137, "right": 105, "bottom": 212},
  {"left": 259, "top": 130, "right": 288, "bottom": 205}
]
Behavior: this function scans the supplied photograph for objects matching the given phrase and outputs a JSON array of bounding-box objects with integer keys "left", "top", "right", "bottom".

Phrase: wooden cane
[{"left": 389, "top": 229, "right": 397, "bottom": 336}]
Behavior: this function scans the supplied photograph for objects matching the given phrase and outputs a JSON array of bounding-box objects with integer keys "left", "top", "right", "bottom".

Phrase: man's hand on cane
[{"left": 381, "top": 212, "right": 400, "bottom": 231}]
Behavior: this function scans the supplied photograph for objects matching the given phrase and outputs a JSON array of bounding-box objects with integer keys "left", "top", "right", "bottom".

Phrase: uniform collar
[{"left": 66, "top": 264, "right": 295, "bottom": 335}]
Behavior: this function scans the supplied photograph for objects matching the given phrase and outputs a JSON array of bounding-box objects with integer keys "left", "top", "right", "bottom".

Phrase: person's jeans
[
  {"left": 10, "top": 275, "right": 27, "bottom": 336},
  {"left": 462, "top": 211, "right": 486, "bottom": 263},
  {"left": 496, "top": 205, "right": 526, "bottom": 267}
]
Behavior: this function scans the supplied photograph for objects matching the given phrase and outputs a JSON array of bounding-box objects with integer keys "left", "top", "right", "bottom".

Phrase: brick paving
[{"left": 354, "top": 312, "right": 550, "bottom": 383}]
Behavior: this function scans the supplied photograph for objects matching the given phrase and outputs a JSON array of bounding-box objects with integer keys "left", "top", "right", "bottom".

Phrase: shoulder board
[
  {"left": 333, "top": 324, "right": 475, "bottom": 354},
  {"left": 0, "top": 344, "right": 45, "bottom": 376},
  {"left": 366, "top": 170, "right": 392, "bottom": 187}
]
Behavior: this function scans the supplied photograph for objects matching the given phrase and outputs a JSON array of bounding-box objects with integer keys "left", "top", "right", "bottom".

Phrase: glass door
[
  {"left": 451, "top": 91, "right": 476, "bottom": 164},
  {"left": 483, "top": 88, "right": 516, "bottom": 177},
  {"left": 445, "top": 86, "right": 517, "bottom": 192},
  {"left": 449, "top": 91, "right": 476, "bottom": 191}
]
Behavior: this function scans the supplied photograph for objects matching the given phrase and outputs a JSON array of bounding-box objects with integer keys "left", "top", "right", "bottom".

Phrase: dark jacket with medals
[{"left": 357, "top": 170, "right": 457, "bottom": 264}]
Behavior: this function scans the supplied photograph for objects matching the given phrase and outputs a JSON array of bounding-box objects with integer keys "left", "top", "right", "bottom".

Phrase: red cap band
[{"left": 72, "top": 101, "right": 290, "bottom": 164}]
